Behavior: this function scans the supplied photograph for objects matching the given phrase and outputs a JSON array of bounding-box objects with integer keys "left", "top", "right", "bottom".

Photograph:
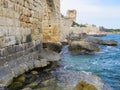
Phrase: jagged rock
[
  {"left": 43, "top": 42, "right": 62, "bottom": 53},
  {"left": 68, "top": 41, "right": 99, "bottom": 54}
]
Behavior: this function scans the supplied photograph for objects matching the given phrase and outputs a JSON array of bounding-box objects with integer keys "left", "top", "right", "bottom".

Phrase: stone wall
[
  {"left": 60, "top": 16, "right": 73, "bottom": 41},
  {"left": 70, "top": 24, "right": 106, "bottom": 35},
  {"left": 0, "top": 0, "right": 60, "bottom": 62},
  {"left": 42, "top": 0, "right": 60, "bottom": 43},
  {"left": 60, "top": 10, "right": 106, "bottom": 41}
]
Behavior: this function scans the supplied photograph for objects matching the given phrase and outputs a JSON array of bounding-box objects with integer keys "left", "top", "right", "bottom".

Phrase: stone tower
[{"left": 67, "top": 10, "right": 77, "bottom": 21}]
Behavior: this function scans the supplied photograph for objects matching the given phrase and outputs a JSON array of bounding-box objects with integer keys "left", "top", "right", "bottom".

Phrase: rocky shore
[
  {"left": 0, "top": 49, "right": 61, "bottom": 89},
  {"left": 0, "top": 40, "right": 116, "bottom": 90},
  {"left": 65, "top": 33, "right": 118, "bottom": 54}
]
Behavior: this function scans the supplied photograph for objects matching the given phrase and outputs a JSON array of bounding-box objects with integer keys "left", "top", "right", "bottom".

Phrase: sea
[{"left": 59, "top": 34, "right": 120, "bottom": 90}]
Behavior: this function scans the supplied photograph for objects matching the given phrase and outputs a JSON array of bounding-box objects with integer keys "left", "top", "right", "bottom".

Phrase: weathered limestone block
[
  {"left": 7, "top": 27, "right": 16, "bottom": 36},
  {"left": 24, "top": 1, "right": 30, "bottom": 8},
  {"left": 20, "top": 15, "right": 30, "bottom": 23},
  {"left": 32, "top": 29, "right": 40, "bottom": 35},
  {"left": 31, "top": 34, "right": 41, "bottom": 41},
  {"left": 0, "top": 16, "right": 6, "bottom": 26},
  {"left": 0, "top": 36, "right": 16, "bottom": 48},
  {"left": 0, "top": 7, "right": 3, "bottom": 16}
]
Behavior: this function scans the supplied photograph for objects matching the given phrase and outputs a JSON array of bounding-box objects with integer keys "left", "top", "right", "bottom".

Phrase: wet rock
[
  {"left": 31, "top": 71, "right": 38, "bottom": 75},
  {"left": 41, "top": 78, "right": 56, "bottom": 86},
  {"left": 34, "top": 86, "right": 56, "bottom": 90},
  {"left": 68, "top": 41, "right": 99, "bottom": 54},
  {"left": 43, "top": 42, "right": 62, "bottom": 53},
  {"left": 25, "top": 82, "right": 39, "bottom": 88},
  {"left": 8, "top": 82, "right": 23, "bottom": 90},
  {"left": 74, "top": 81, "right": 97, "bottom": 90},
  {"left": 0, "top": 49, "right": 61, "bottom": 88},
  {"left": 17, "top": 75, "right": 25, "bottom": 82},
  {"left": 55, "top": 71, "right": 110, "bottom": 90},
  {"left": 22, "top": 87, "right": 32, "bottom": 90}
]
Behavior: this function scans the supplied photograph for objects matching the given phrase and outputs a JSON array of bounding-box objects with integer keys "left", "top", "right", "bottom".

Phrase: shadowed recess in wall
[{"left": 46, "top": 0, "right": 55, "bottom": 12}]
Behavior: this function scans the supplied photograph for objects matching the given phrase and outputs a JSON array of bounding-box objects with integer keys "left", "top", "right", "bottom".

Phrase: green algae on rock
[
  {"left": 8, "top": 82, "right": 23, "bottom": 90},
  {"left": 74, "top": 81, "right": 97, "bottom": 90},
  {"left": 31, "top": 71, "right": 38, "bottom": 75}
]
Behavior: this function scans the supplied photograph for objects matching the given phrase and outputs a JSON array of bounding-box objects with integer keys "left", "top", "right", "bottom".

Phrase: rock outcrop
[
  {"left": 56, "top": 71, "right": 112, "bottom": 90},
  {"left": 0, "top": 49, "right": 61, "bottom": 88},
  {"left": 84, "top": 38, "right": 118, "bottom": 46},
  {"left": 68, "top": 41, "right": 100, "bottom": 54},
  {"left": 43, "top": 42, "right": 62, "bottom": 53}
]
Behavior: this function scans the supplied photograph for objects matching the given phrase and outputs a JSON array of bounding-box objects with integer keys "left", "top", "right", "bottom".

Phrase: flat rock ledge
[{"left": 0, "top": 50, "right": 61, "bottom": 88}]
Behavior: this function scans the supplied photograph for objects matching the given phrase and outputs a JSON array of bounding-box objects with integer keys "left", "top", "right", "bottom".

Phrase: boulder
[
  {"left": 68, "top": 41, "right": 99, "bottom": 54},
  {"left": 43, "top": 42, "right": 62, "bottom": 53}
]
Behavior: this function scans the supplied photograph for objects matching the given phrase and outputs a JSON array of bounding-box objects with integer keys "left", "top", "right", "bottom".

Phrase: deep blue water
[{"left": 61, "top": 34, "right": 120, "bottom": 90}]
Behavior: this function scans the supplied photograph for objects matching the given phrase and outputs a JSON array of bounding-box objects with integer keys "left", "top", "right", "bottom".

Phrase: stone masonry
[
  {"left": 0, "top": 0, "right": 61, "bottom": 87},
  {"left": 42, "top": 0, "right": 60, "bottom": 43},
  {"left": 0, "top": 0, "right": 60, "bottom": 62},
  {"left": 60, "top": 10, "right": 106, "bottom": 41}
]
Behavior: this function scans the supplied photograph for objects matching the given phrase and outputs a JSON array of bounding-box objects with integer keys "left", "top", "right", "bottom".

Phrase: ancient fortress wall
[
  {"left": 0, "top": 0, "right": 60, "bottom": 62},
  {"left": 60, "top": 10, "right": 105, "bottom": 41}
]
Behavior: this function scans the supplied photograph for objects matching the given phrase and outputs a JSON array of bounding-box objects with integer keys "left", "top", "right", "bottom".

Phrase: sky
[{"left": 60, "top": 0, "right": 120, "bottom": 29}]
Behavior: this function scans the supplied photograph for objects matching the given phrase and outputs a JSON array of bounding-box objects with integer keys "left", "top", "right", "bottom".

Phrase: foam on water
[{"left": 60, "top": 34, "right": 120, "bottom": 90}]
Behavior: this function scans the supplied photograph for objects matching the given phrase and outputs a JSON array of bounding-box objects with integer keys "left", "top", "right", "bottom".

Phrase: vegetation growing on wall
[{"left": 72, "top": 21, "right": 86, "bottom": 27}]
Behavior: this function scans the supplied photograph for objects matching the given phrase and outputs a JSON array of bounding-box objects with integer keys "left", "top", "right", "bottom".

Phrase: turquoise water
[{"left": 60, "top": 34, "right": 120, "bottom": 90}]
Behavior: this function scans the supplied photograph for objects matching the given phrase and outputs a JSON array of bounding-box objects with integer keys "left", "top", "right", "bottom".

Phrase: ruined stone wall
[
  {"left": 0, "top": 0, "right": 60, "bottom": 61},
  {"left": 70, "top": 25, "right": 105, "bottom": 35},
  {"left": 66, "top": 10, "right": 76, "bottom": 21}
]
